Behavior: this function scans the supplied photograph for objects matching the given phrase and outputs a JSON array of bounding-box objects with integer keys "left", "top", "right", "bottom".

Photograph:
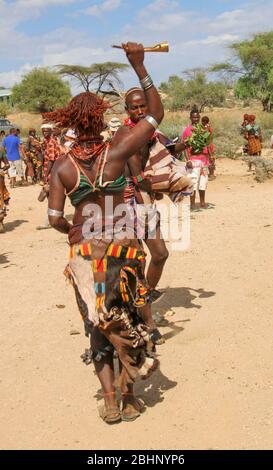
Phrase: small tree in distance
[
  {"left": 12, "top": 68, "right": 71, "bottom": 113},
  {"left": 57, "top": 62, "right": 129, "bottom": 96},
  {"left": 160, "top": 71, "right": 227, "bottom": 112}
]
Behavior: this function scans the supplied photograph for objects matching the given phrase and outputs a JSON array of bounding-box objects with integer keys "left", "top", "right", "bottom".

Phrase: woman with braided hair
[{"left": 45, "top": 43, "right": 164, "bottom": 423}]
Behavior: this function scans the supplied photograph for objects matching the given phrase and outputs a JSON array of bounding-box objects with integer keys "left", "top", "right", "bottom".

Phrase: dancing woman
[{"left": 44, "top": 43, "right": 164, "bottom": 423}]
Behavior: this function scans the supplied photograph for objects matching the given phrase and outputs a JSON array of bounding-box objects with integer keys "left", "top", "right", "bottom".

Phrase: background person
[
  {"left": 244, "top": 114, "right": 262, "bottom": 170},
  {"left": 0, "top": 144, "right": 10, "bottom": 233},
  {"left": 182, "top": 106, "right": 211, "bottom": 211},
  {"left": 24, "top": 128, "right": 40, "bottom": 184},
  {"left": 108, "top": 117, "right": 122, "bottom": 138},
  {"left": 201, "top": 116, "right": 216, "bottom": 180},
  {"left": 2, "top": 128, "right": 25, "bottom": 188},
  {"left": 37, "top": 123, "right": 60, "bottom": 229}
]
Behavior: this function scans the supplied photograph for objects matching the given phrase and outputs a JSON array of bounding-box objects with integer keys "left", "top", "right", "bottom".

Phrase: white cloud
[
  {"left": 15, "top": 0, "right": 79, "bottom": 6},
  {"left": 43, "top": 46, "right": 108, "bottom": 67},
  {"left": 139, "top": 0, "right": 179, "bottom": 14},
  {"left": 0, "top": 0, "right": 81, "bottom": 30},
  {"left": 119, "top": 0, "right": 273, "bottom": 83},
  {"left": 185, "top": 34, "right": 240, "bottom": 47},
  {"left": 0, "top": 64, "right": 33, "bottom": 88},
  {"left": 1, "top": 0, "right": 273, "bottom": 91},
  {"left": 84, "top": 0, "right": 122, "bottom": 16}
]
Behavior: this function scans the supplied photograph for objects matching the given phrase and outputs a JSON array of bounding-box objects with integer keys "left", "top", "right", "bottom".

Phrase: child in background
[{"left": 201, "top": 116, "right": 216, "bottom": 179}]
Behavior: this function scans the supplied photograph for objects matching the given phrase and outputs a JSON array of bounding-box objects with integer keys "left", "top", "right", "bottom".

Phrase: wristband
[
  {"left": 132, "top": 171, "right": 145, "bottom": 185},
  {"left": 140, "top": 74, "right": 154, "bottom": 90}
]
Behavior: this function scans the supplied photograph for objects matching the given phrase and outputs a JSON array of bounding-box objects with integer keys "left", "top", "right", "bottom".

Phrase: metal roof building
[{"left": 0, "top": 89, "right": 13, "bottom": 105}]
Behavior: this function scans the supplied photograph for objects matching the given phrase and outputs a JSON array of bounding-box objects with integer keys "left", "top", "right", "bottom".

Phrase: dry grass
[
  {"left": 6, "top": 106, "right": 273, "bottom": 182},
  {"left": 7, "top": 112, "right": 43, "bottom": 137},
  {"left": 160, "top": 107, "right": 273, "bottom": 158},
  {"left": 245, "top": 156, "right": 273, "bottom": 182},
  {"left": 7, "top": 107, "right": 273, "bottom": 158}
]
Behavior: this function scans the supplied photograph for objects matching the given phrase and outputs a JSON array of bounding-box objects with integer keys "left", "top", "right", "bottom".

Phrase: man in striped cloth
[{"left": 119, "top": 87, "right": 192, "bottom": 345}]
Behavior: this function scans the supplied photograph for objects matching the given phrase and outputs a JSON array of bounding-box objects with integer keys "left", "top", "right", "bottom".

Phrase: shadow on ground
[
  {"left": 153, "top": 286, "right": 216, "bottom": 342},
  {"left": 0, "top": 252, "right": 10, "bottom": 265},
  {"left": 2, "top": 219, "right": 28, "bottom": 232},
  {"left": 135, "top": 368, "right": 178, "bottom": 408},
  {"left": 157, "top": 286, "right": 216, "bottom": 311},
  {"left": 94, "top": 366, "right": 177, "bottom": 411},
  {"left": 92, "top": 286, "right": 216, "bottom": 415}
]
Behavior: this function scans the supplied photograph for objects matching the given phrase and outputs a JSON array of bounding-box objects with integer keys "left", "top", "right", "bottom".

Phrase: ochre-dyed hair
[
  {"left": 243, "top": 114, "right": 249, "bottom": 120},
  {"left": 248, "top": 114, "right": 256, "bottom": 122},
  {"left": 43, "top": 92, "right": 109, "bottom": 138}
]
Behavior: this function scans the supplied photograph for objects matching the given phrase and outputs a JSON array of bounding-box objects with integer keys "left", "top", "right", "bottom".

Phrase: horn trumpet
[{"left": 112, "top": 42, "right": 169, "bottom": 52}]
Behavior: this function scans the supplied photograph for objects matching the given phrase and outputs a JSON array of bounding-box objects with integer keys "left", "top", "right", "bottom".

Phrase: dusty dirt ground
[{"left": 1, "top": 157, "right": 273, "bottom": 450}]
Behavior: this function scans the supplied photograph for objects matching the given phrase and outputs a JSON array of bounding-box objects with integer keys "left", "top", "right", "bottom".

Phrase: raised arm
[{"left": 109, "top": 43, "right": 164, "bottom": 163}]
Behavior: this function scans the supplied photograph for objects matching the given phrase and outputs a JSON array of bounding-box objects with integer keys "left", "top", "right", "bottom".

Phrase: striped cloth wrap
[{"left": 144, "top": 138, "right": 193, "bottom": 203}]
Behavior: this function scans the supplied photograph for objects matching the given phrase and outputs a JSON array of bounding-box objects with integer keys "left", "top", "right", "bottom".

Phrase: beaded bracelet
[{"left": 132, "top": 171, "right": 145, "bottom": 185}]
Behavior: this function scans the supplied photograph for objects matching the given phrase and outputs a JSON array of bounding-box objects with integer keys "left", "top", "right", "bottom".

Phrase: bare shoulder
[
  {"left": 53, "top": 154, "right": 71, "bottom": 171},
  {"left": 112, "top": 125, "right": 131, "bottom": 143},
  {"left": 108, "top": 126, "right": 132, "bottom": 159}
]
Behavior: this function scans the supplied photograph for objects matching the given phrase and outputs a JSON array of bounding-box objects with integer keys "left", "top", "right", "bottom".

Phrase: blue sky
[{"left": 0, "top": 0, "right": 273, "bottom": 91}]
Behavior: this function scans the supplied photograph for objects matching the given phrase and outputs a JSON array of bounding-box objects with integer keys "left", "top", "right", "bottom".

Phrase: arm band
[
  {"left": 145, "top": 115, "right": 159, "bottom": 129},
  {"left": 140, "top": 74, "right": 153, "bottom": 90},
  {"left": 48, "top": 208, "right": 64, "bottom": 217}
]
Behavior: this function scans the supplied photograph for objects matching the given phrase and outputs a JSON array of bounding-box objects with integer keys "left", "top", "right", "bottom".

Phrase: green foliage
[
  {"left": 12, "top": 68, "right": 71, "bottom": 113},
  {"left": 160, "top": 72, "right": 227, "bottom": 112},
  {"left": 0, "top": 102, "right": 11, "bottom": 117},
  {"left": 159, "top": 114, "right": 182, "bottom": 140},
  {"left": 257, "top": 113, "right": 273, "bottom": 128},
  {"left": 209, "top": 63, "right": 235, "bottom": 73},
  {"left": 57, "top": 62, "right": 129, "bottom": 94},
  {"left": 211, "top": 31, "right": 273, "bottom": 111},
  {"left": 234, "top": 76, "right": 257, "bottom": 100},
  {"left": 159, "top": 107, "right": 273, "bottom": 160},
  {"left": 184, "top": 124, "right": 211, "bottom": 154}
]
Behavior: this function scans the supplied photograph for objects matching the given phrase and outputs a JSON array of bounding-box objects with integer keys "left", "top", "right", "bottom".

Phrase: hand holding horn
[{"left": 112, "top": 42, "right": 169, "bottom": 52}]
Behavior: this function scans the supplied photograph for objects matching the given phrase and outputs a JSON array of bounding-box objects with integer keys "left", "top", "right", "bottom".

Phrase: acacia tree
[
  {"left": 209, "top": 31, "right": 273, "bottom": 111},
  {"left": 57, "top": 62, "right": 129, "bottom": 96},
  {"left": 12, "top": 68, "right": 71, "bottom": 112},
  {"left": 160, "top": 71, "right": 227, "bottom": 112}
]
